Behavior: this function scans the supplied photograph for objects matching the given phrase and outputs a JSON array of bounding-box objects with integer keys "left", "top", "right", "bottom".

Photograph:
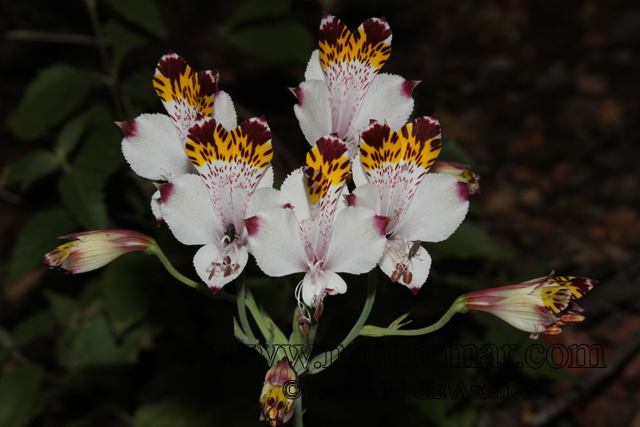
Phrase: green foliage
[
  {"left": 132, "top": 399, "right": 217, "bottom": 427},
  {"left": 425, "top": 222, "right": 512, "bottom": 261},
  {"left": 14, "top": 311, "right": 56, "bottom": 347},
  {"left": 7, "top": 150, "right": 60, "bottom": 192},
  {"left": 103, "top": 20, "right": 149, "bottom": 72},
  {"left": 220, "top": 21, "right": 313, "bottom": 64},
  {"left": 9, "top": 208, "right": 75, "bottom": 280},
  {"left": 226, "top": 0, "right": 295, "bottom": 27},
  {"left": 43, "top": 290, "right": 79, "bottom": 326},
  {"left": 0, "top": 365, "right": 45, "bottom": 427},
  {"left": 12, "top": 64, "right": 94, "bottom": 140},
  {"left": 101, "top": 0, "right": 167, "bottom": 39},
  {"left": 55, "top": 105, "right": 111, "bottom": 158},
  {"left": 71, "top": 122, "right": 125, "bottom": 183},
  {"left": 101, "top": 254, "right": 153, "bottom": 332},
  {"left": 58, "top": 170, "right": 108, "bottom": 230}
]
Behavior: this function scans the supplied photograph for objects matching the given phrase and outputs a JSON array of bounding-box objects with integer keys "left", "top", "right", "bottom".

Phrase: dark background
[{"left": 1, "top": 0, "right": 639, "bottom": 426}]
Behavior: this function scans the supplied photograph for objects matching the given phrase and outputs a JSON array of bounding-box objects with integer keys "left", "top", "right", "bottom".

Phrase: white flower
[
  {"left": 349, "top": 117, "right": 471, "bottom": 294},
  {"left": 292, "top": 13, "right": 417, "bottom": 156},
  {"left": 158, "top": 116, "right": 281, "bottom": 292},
  {"left": 245, "top": 136, "right": 389, "bottom": 313},
  {"left": 119, "top": 52, "right": 243, "bottom": 224}
]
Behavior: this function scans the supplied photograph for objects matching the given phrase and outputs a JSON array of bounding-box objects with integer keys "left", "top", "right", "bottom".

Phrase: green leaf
[
  {"left": 122, "top": 68, "right": 159, "bottom": 115},
  {"left": 55, "top": 104, "right": 111, "bottom": 157},
  {"left": 7, "top": 150, "right": 60, "bottom": 192},
  {"left": 58, "top": 170, "right": 108, "bottom": 230},
  {"left": 0, "top": 328, "right": 15, "bottom": 350},
  {"left": 103, "top": 20, "right": 148, "bottom": 72},
  {"left": 0, "top": 365, "right": 44, "bottom": 427},
  {"left": 424, "top": 222, "right": 511, "bottom": 261},
  {"left": 12, "top": 64, "right": 93, "bottom": 140},
  {"left": 72, "top": 122, "right": 125, "bottom": 183},
  {"left": 224, "top": 0, "right": 293, "bottom": 27},
  {"left": 101, "top": 0, "right": 167, "bottom": 39},
  {"left": 67, "top": 316, "right": 144, "bottom": 367},
  {"left": 9, "top": 208, "right": 75, "bottom": 280},
  {"left": 13, "top": 311, "right": 56, "bottom": 347},
  {"left": 101, "top": 254, "right": 153, "bottom": 332},
  {"left": 43, "top": 290, "right": 79, "bottom": 326},
  {"left": 219, "top": 21, "right": 313, "bottom": 64},
  {"left": 133, "top": 399, "right": 216, "bottom": 427},
  {"left": 233, "top": 317, "right": 259, "bottom": 346}
]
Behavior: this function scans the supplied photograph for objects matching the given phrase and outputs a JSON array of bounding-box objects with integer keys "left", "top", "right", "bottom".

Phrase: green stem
[
  {"left": 359, "top": 295, "right": 467, "bottom": 337},
  {"left": 147, "top": 238, "right": 235, "bottom": 302},
  {"left": 307, "top": 268, "right": 378, "bottom": 375},
  {"left": 293, "top": 391, "right": 303, "bottom": 427},
  {"left": 236, "top": 270, "right": 256, "bottom": 341}
]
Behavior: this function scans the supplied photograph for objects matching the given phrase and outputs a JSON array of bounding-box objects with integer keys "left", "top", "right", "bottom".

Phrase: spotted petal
[
  {"left": 378, "top": 246, "right": 432, "bottom": 294},
  {"left": 185, "top": 116, "right": 273, "bottom": 232},
  {"left": 194, "top": 242, "right": 248, "bottom": 292},
  {"left": 153, "top": 52, "right": 217, "bottom": 145},
  {"left": 319, "top": 13, "right": 392, "bottom": 139},
  {"left": 359, "top": 117, "right": 442, "bottom": 232}
]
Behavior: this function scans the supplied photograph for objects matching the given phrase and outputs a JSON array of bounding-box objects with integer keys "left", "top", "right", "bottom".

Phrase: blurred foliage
[{"left": 1, "top": 1, "right": 577, "bottom": 426}]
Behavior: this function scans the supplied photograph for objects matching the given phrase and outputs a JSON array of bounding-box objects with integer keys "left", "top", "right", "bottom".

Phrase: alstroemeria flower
[
  {"left": 260, "top": 357, "right": 299, "bottom": 426},
  {"left": 350, "top": 117, "right": 470, "bottom": 294},
  {"left": 158, "top": 116, "right": 280, "bottom": 292},
  {"left": 245, "top": 136, "right": 389, "bottom": 314},
  {"left": 43, "top": 230, "right": 150, "bottom": 274},
  {"left": 464, "top": 273, "right": 597, "bottom": 339},
  {"left": 292, "top": 13, "right": 417, "bottom": 156},
  {"left": 120, "top": 52, "right": 242, "bottom": 223},
  {"left": 430, "top": 160, "right": 481, "bottom": 195}
]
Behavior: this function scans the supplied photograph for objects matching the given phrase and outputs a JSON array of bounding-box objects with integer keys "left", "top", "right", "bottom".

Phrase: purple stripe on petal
[
  {"left": 344, "top": 193, "right": 357, "bottom": 207},
  {"left": 290, "top": 87, "right": 304, "bottom": 106}
]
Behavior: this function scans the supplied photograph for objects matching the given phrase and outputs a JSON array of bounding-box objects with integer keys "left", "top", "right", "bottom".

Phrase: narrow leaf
[
  {"left": 7, "top": 150, "right": 60, "bottom": 192},
  {"left": 58, "top": 170, "right": 108, "bottom": 230}
]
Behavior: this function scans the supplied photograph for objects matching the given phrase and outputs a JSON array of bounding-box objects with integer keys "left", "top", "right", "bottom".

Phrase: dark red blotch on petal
[
  {"left": 319, "top": 13, "right": 346, "bottom": 46},
  {"left": 361, "top": 121, "right": 390, "bottom": 151},
  {"left": 315, "top": 136, "right": 347, "bottom": 163},
  {"left": 401, "top": 80, "right": 419, "bottom": 98},
  {"left": 194, "top": 70, "right": 218, "bottom": 97},
  {"left": 344, "top": 193, "right": 357, "bottom": 207},
  {"left": 156, "top": 53, "right": 191, "bottom": 84},
  {"left": 118, "top": 120, "right": 137, "bottom": 138},
  {"left": 456, "top": 181, "right": 471, "bottom": 202},
  {"left": 373, "top": 215, "right": 391, "bottom": 236},
  {"left": 242, "top": 117, "right": 272, "bottom": 147},
  {"left": 410, "top": 287, "right": 419, "bottom": 296},
  {"left": 412, "top": 116, "right": 441, "bottom": 145},
  {"left": 243, "top": 215, "right": 260, "bottom": 238},
  {"left": 158, "top": 182, "right": 175, "bottom": 203},
  {"left": 361, "top": 17, "right": 392, "bottom": 51}
]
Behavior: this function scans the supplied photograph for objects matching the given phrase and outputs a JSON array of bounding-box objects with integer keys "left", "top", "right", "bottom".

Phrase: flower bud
[
  {"left": 260, "top": 357, "right": 299, "bottom": 426},
  {"left": 44, "top": 230, "right": 150, "bottom": 274},
  {"left": 463, "top": 273, "right": 596, "bottom": 339},
  {"left": 430, "top": 160, "right": 480, "bottom": 195}
]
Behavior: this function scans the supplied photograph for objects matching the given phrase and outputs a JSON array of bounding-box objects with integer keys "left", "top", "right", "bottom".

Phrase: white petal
[
  {"left": 394, "top": 173, "right": 469, "bottom": 242},
  {"left": 304, "top": 50, "right": 325, "bottom": 81},
  {"left": 212, "top": 89, "right": 238, "bottom": 130},
  {"left": 120, "top": 113, "right": 195, "bottom": 181},
  {"left": 324, "top": 207, "right": 388, "bottom": 274},
  {"left": 245, "top": 207, "right": 307, "bottom": 276},
  {"left": 292, "top": 80, "right": 332, "bottom": 146},
  {"left": 351, "top": 155, "right": 369, "bottom": 187},
  {"left": 194, "top": 243, "right": 248, "bottom": 292},
  {"left": 351, "top": 73, "right": 416, "bottom": 135},
  {"left": 345, "top": 183, "right": 380, "bottom": 212},
  {"left": 301, "top": 269, "right": 347, "bottom": 307},
  {"left": 280, "top": 168, "right": 310, "bottom": 222},
  {"left": 378, "top": 246, "right": 432, "bottom": 294},
  {"left": 159, "top": 174, "right": 222, "bottom": 245},
  {"left": 151, "top": 190, "right": 163, "bottom": 225},
  {"left": 246, "top": 187, "right": 288, "bottom": 218},
  {"left": 257, "top": 165, "right": 274, "bottom": 189}
]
